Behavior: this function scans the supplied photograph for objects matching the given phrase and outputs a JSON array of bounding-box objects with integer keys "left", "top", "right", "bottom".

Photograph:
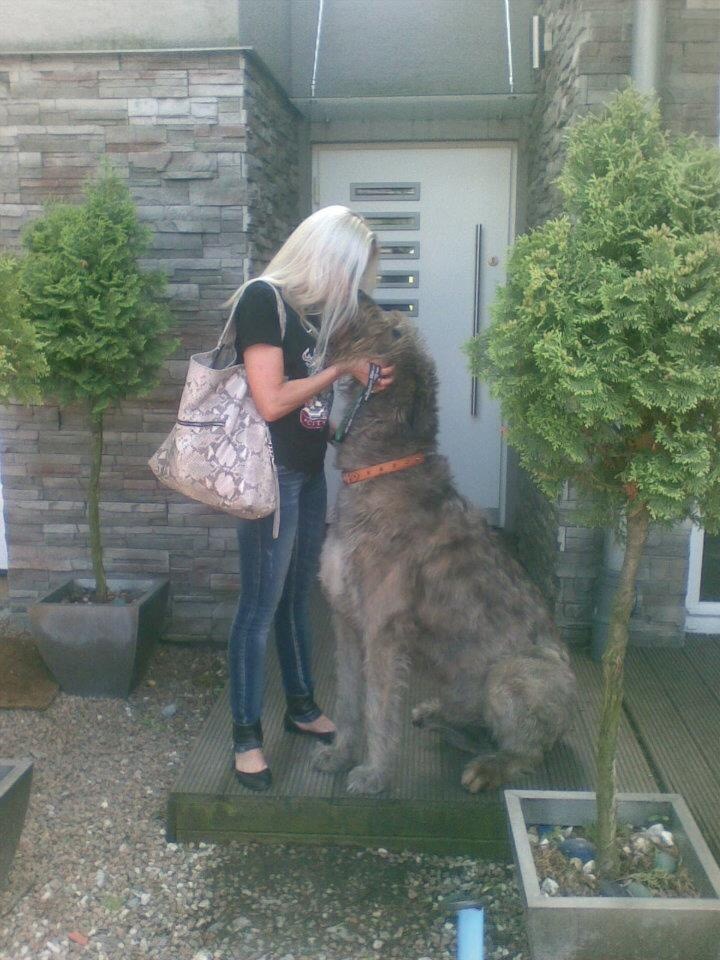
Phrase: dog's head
[
  {"left": 327, "top": 291, "right": 408, "bottom": 366},
  {"left": 327, "top": 293, "right": 438, "bottom": 448}
]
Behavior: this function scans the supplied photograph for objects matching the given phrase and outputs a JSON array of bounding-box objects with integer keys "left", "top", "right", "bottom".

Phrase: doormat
[{"left": 0, "top": 634, "right": 58, "bottom": 709}]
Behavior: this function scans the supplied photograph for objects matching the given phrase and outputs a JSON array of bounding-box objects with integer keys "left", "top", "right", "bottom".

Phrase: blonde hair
[{"left": 228, "top": 205, "right": 378, "bottom": 371}]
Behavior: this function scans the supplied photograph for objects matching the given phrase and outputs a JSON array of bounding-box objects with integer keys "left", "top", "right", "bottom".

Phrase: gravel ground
[{"left": 0, "top": 622, "right": 529, "bottom": 960}]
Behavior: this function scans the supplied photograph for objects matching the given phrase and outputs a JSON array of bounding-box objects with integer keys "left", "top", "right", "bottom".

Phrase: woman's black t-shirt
[{"left": 233, "top": 280, "right": 331, "bottom": 475}]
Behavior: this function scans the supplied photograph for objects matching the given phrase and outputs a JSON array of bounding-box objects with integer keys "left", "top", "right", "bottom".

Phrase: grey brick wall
[
  {"left": 665, "top": 0, "right": 720, "bottom": 140},
  {"left": 628, "top": 523, "right": 693, "bottom": 646},
  {"left": 555, "top": 487, "right": 605, "bottom": 646},
  {"left": 520, "top": 0, "right": 633, "bottom": 643},
  {"left": 0, "top": 49, "right": 300, "bottom": 641},
  {"left": 520, "top": 0, "right": 716, "bottom": 645},
  {"left": 515, "top": 469, "right": 561, "bottom": 608}
]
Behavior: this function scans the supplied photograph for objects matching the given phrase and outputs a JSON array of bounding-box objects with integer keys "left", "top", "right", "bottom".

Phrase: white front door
[{"left": 313, "top": 141, "right": 516, "bottom": 524}]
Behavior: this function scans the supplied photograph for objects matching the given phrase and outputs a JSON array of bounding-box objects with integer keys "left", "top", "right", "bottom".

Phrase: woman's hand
[
  {"left": 243, "top": 345, "right": 394, "bottom": 422},
  {"left": 343, "top": 359, "right": 395, "bottom": 393}
]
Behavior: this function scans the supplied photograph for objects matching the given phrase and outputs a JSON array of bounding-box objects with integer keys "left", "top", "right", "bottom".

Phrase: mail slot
[
  {"left": 376, "top": 272, "right": 419, "bottom": 289},
  {"left": 363, "top": 213, "right": 420, "bottom": 231},
  {"left": 376, "top": 300, "right": 419, "bottom": 318},
  {"left": 351, "top": 182, "right": 420, "bottom": 201},
  {"left": 378, "top": 241, "right": 420, "bottom": 259}
]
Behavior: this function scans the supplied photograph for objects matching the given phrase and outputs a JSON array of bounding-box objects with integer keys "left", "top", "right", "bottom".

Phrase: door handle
[{"left": 471, "top": 224, "right": 482, "bottom": 417}]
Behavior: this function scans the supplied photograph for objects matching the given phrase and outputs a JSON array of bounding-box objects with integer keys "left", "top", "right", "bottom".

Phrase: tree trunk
[
  {"left": 596, "top": 501, "right": 650, "bottom": 878},
  {"left": 88, "top": 407, "right": 108, "bottom": 602}
]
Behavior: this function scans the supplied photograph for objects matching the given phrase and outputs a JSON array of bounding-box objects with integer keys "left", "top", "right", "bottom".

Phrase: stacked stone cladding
[
  {"left": 664, "top": 0, "right": 720, "bottom": 140},
  {"left": 0, "top": 49, "right": 300, "bottom": 641},
  {"left": 520, "top": 0, "right": 718, "bottom": 645}
]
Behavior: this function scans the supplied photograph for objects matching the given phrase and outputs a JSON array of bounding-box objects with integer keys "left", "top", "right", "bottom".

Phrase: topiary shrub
[
  {"left": 19, "top": 167, "right": 177, "bottom": 601},
  {"left": 467, "top": 88, "right": 720, "bottom": 877}
]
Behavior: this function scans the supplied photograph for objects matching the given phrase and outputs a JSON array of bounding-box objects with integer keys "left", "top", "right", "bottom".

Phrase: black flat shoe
[
  {"left": 232, "top": 719, "right": 271, "bottom": 790},
  {"left": 232, "top": 759, "right": 272, "bottom": 792},
  {"left": 283, "top": 711, "right": 336, "bottom": 744}
]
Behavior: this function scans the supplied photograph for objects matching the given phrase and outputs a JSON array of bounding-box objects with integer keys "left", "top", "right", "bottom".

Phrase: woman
[{"left": 227, "top": 205, "right": 393, "bottom": 791}]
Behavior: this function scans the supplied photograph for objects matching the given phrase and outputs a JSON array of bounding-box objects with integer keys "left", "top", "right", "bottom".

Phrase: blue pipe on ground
[{"left": 455, "top": 902, "right": 484, "bottom": 960}]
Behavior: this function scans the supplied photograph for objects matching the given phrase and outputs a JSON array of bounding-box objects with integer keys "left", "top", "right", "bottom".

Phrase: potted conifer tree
[
  {"left": 467, "top": 90, "right": 720, "bottom": 959},
  {"left": 20, "top": 168, "right": 177, "bottom": 697}
]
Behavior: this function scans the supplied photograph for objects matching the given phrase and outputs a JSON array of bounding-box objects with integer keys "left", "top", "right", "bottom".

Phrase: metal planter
[
  {"left": 505, "top": 790, "right": 720, "bottom": 960},
  {"left": 29, "top": 577, "right": 169, "bottom": 698},
  {"left": 0, "top": 759, "right": 33, "bottom": 890}
]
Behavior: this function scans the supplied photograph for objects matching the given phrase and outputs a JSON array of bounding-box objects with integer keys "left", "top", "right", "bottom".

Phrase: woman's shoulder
[
  {"left": 235, "top": 279, "right": 279, "bottom": 312},
  {"left": 233, "top": 279, "right": 284, "bottom": 350}
]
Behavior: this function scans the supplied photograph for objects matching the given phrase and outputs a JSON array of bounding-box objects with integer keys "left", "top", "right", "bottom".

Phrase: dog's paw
[
  {"left": 461, "top": 756, "right": 506, "bottom": 793},
  {"left": 313, "top": 744, "right": 355, "bottom": 774},
  {"left": 346, "top": 764, "right": 388, "bottom": 795},
  {"left": 411, "top": 698, "right": 441, "bottom": 728}
]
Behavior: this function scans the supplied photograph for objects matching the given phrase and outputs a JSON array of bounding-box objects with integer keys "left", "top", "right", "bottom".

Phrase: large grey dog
[{"left": 314, "top": 294, "right": 577, "bottom": 795}]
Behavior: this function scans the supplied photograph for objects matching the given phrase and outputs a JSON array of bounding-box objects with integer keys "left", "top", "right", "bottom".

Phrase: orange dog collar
[{"left": 341, "top": 453, "right": 426, "bottom": 485}]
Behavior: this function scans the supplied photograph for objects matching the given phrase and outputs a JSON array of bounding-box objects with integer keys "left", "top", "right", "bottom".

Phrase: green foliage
[
  {"left": 0, "top": 256, "right": 48, "bottom": 402},
  {"left": 19, "top": 167, "right": 177, "bottom": 415},
  {"left": 467, "top": 89, "right": 720, "bottom": 532}
]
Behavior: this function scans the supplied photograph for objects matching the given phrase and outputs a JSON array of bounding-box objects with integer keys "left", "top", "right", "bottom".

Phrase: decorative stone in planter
[
  {"left": 29, "top": 577, "right": 169, "bottom": 698},
  {"left": 0, "top": 759, "right": 33, "bottom": 890},
  {"left": 505, "top": 790, "right": 720, "bottom": 960}
]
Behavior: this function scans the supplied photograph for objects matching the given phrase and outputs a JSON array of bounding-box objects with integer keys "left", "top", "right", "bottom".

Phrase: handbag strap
[{"left": 217, "top": 278, "right": 287, "bottom": 351}]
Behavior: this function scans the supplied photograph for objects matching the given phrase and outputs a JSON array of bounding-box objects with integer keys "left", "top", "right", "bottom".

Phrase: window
[
  {"left": 686, "top": 524, "right": 720, "bottom": 633},
  {"left": 700, "top": 532, "right": 720, "bottom": 602}
]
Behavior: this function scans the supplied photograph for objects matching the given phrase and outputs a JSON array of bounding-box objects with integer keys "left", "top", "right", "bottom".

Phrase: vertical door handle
[{"left": 471, "top": 224, "right": 482, "bottom": 417}]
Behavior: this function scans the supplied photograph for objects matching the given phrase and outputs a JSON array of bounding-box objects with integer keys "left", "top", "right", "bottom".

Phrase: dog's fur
[{"left": 314, "top": 295, "right": 577, "bottom": 795}]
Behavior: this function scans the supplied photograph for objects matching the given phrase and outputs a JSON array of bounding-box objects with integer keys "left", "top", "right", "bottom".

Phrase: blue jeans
[{"left": 228, "top": 465, "right": 327, "bottom": 751}]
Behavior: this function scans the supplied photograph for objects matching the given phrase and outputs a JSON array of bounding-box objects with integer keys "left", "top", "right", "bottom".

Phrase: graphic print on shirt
[{"left": 299, "top": 347, "right": 333, "bottom": 431}]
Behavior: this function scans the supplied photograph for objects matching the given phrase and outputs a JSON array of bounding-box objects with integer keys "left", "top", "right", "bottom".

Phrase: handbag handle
[{"left": 216, "top": 279, "right": 287, "bottom": 353}]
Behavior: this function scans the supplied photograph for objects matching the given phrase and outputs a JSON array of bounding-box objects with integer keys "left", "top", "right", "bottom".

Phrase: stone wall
[
  {"left": 515, "top": 470, "right": 561, "bottom": 608},
  {"left": 629, "top": 523, "right": 693, "bottom": 646},
  {"left": 665, "top": 0, "right": 720, "bottom": 140},
  {"left": 519, "top": 0, "right": 633, "bottom": 643},
  {"left": 520, "top": 0, "right": 717, "bottom": 645},
  {"left": 0, "top": 49, "right": 300, "bottom": 641},
  {"left": 528, "top": 0, "right": 719, "bottom": 227}
]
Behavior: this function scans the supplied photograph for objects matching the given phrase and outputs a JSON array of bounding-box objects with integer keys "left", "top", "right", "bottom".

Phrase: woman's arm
[{"left": 244, "top": 344, "right": 393, "bottom": 423}]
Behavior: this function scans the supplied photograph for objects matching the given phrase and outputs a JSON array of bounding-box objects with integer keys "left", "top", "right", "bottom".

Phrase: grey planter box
[
  {"left": 30, "top": 577, "right": 169, "bottom": 698},
  {"left": 506, "top": 790, "right": 720, "bottom": 960},
  {"left": 0, "top": 759, "right": 33, "bottom": 890}
]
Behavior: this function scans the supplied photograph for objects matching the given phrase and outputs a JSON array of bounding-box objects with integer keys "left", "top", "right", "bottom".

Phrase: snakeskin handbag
[{"left": 148, "top": 280, "right": 286, "bottom": 533}]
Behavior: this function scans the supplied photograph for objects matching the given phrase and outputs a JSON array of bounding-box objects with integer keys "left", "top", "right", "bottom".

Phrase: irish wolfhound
[{"left": 314, "top": 294, "right": 577, "bottom": 795}]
